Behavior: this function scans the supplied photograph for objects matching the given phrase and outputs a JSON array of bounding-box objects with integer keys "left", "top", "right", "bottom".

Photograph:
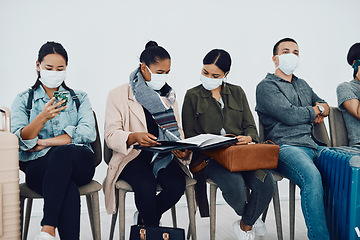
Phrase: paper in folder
[{"left": 134, "top": 133, "right": 238, "bottom": 153}]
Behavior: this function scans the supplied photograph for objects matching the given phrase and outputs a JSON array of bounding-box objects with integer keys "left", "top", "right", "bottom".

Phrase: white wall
[{"left": 0, "top": 0, "right": 358, "bottom": 214}]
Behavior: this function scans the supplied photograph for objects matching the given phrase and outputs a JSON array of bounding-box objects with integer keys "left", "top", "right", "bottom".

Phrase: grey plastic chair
[
  {"left": 19, "top": 111, "right": 102, "bottom": 240},
  {"left": 328, "top": 106, "right": 349, "bottom": 147},
  {"left": 313, "top": 120, "right": 332, "bottom": 147},
  {"left": 104, "top": 141, "right": 197, "bottom": 240}
]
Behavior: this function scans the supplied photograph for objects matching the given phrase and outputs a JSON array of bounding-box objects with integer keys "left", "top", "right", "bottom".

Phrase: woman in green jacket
[{"left": 182, "top": 49, "right": 275, "bottom": 240}]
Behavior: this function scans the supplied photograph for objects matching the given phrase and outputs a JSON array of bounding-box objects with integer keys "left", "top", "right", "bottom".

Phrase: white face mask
[
  {"left": 39, "top": 64, "right": 66, "bottom": 88},
  {"left": 276, "top": 53, "right": 299, "bottom": 75},
  {"left": 146, "top": 65, "right": 167, "bottom": 90},
  {"left": 200, "top": 74, "right": 224, "bottom": 91}
]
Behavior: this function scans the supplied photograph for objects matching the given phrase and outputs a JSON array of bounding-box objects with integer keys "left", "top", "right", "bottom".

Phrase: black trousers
[
  {"left": 24, "top": 145, "right": 95, "bottom": 240},
  {"left": 119, "top": 156, "right": 185, "bottom": 226}
]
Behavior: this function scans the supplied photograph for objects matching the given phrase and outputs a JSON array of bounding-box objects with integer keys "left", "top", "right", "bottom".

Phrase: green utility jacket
[
  {"left": 182, "top": 82, "right": 259, "bottom": 142},
  {"left": 181, "top": 82, "right": 259, "bottom": 217}
]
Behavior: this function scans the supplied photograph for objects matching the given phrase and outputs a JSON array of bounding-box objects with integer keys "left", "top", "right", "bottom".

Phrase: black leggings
[
  {"left": 119, "top": 156, "right": 185, "bottom": 226},
  {"left": 24, "top": 145, "right": 95, "bottom": 240}
]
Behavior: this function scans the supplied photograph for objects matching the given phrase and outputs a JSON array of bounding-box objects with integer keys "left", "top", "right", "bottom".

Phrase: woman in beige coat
[{"left": 103, "top": 41, "right": 191, "bottom": 226}]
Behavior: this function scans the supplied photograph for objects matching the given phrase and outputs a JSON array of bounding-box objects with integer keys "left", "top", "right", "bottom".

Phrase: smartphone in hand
[{"left": 53, "top": 91, "right": 70, "bottom": 110}]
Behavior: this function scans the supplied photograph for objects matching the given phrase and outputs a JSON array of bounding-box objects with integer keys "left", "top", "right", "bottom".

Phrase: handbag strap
[
  {"left": 224, "top": 133, "right": 237, "bottom": 138},
  {"left": 265, "top": 140, "right": 276, "bottom": 145},
  {"left": 190, "top": 155, "right": 208, "bottom": 173}
]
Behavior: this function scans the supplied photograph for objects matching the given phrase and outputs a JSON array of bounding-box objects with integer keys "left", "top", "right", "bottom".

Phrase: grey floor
[{"left": 25, "top": 199, "right": 308, "bottom": 240}]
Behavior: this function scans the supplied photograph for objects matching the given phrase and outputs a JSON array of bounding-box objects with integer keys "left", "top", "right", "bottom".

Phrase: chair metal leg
[
  {"left": 289, "top": 181, "right": 296, "bottom": 240},
  {"left": 86, "top": 192, "right": 101, "bottom": 240},
  {"left": 185, "top": 184, "right": 197, "bottom": 240},
  {"left": 273, "top": 182, "right": 283, "bottom": 240},
  {"left": 119, "top": 189, "right": 127, "bottom": 240},
  {"left": 171, "top": 206, "right": 177, "bottom": 228},
  {"left": 86, "top": 194, "right": 95, "bottom": 238},
  {"left": 187, "top": 223, "right": 191, "bottom": 240},
  {"left": 23, "top": 198, "right": 33, "bottom": 240},
  {"left": 209, "top": 184, "right": 218, "bottom": 240},
  {"left": 109, "top": 188, "right": 119, "bottom": 240},
  {"left": 20, "top": 196, "right": 25, "bottom": 240}
]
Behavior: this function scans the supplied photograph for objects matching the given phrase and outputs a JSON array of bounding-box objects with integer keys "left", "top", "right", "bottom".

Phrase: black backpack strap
[
  {"left": 69, "top": 89, "right": 80, "bottom": 111},
  {"left": 26, "top": 88, "right": 35, "bottom": 120}
]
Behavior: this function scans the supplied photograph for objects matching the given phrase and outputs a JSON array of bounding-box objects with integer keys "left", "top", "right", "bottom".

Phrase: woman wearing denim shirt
[{"left": 11, "top": 42, "right": 96, "bottom": 240}]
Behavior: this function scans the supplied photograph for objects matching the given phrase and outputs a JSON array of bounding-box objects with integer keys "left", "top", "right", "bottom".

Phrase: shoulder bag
[{"left": 203, "top": 141, "right": 279, "bottom": 172}]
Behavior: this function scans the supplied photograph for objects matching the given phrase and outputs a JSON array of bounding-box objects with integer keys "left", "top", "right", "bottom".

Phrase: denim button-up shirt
[
  {"left": 11, "top": 85, "right": 96, "bottom": 162},
  {"left": 255, "top": 73, "right": 327, "bottom": 149}
]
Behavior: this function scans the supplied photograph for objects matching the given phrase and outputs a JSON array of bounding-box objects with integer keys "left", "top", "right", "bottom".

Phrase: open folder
[{"left": 134, "top": 133, "right": 238, "bottom": 153}]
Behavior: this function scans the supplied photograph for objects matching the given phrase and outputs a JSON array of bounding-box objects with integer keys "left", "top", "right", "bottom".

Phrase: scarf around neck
[{"left": 129, "top": 67, "right": 181, "bottom": 176}]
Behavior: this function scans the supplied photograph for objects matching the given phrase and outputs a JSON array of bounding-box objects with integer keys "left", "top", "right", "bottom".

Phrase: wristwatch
[{"left": 316, "top": 105, "right": 325, "bottom": 115}]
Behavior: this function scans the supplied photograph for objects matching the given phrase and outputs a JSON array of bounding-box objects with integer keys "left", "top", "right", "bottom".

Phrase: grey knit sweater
[{"left": 255, "top": 73, "right": 327, "bottom": 149}]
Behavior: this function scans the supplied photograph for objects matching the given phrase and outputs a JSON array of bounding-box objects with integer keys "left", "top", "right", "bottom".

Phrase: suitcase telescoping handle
[{"left": 0, "top": 106, "right": 11, "bottom": 132}]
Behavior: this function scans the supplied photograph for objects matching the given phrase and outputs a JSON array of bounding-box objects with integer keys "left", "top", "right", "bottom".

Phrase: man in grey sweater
[{"left": 255, "top": 38, "right": 330, "bottom": 240}]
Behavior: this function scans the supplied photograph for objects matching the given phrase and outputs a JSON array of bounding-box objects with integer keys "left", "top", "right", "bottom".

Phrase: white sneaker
[
  {"left": 253, "top": 218, "right": 267, "bottom": 236},
  {"left": 232, "top": 220, "right": 255, "bottom": 240},
  {"left": 34, "top": 232, "right": 55, "bottom": 240},
  {"left": 134, "top": 211, "right": 139, "bottom": 225}
]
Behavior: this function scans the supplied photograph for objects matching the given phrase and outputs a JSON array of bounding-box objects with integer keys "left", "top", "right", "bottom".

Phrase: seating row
[{"left": 19, "top": 107, "right": 349, "bottom": 240}]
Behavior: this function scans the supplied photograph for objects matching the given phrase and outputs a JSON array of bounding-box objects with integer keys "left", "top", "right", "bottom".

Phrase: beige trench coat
[{"left": 103, "top": 84, "right": 190, "bottom": 214}]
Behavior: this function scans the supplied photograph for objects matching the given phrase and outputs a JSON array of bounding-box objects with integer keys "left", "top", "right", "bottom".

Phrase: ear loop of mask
[
  {"left": 223, "top": 72, "right": 229, "bottom": 85},
  {"left": 139, "top": 62, "right": 152, "bottom": 73},
  {"left": 146, "top": 65, "right": 153, "bottom": 74}
]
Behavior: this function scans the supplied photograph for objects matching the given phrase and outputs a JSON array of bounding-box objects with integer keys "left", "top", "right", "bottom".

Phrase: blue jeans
[
  {"left": 276, "top": 145, "right": 330, "bottom": 240},
  {"left": 207, "top": 159, "right": 275, "bottom": 226}
]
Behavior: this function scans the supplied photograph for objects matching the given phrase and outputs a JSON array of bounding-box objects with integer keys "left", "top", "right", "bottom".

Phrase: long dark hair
[
  {"left": 139, "top": 41, "right": 171, "bottom": 66},
  {"left": 32, "top": 41, "right": 70, "bottom": 90}
]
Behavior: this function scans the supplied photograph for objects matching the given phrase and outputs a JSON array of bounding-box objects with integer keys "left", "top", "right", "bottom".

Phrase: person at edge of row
[
  {"left": 337, "top": 42, "right": 360, "bottom": 146},
  {"left": 182, "top": 49, "right": 276, "bottom": 240},
  {"left": 103, "top": 41, "right": 192, "bottom": 226},
  {"left": 255, "top": 38, "right": 330, "bottom": 240},
  {"left": 11, "top": 42, "right": 96, "bottom": 240}
]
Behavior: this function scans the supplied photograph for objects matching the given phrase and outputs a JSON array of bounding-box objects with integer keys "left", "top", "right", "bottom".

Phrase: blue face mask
[{"left": 352, "top": 59, "right": 360, "bottom": 71}]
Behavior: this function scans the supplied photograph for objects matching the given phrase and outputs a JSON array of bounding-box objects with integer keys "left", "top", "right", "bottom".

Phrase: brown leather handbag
[{"left": 203, "top": 141, "right": 279, "bottom": 172}]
